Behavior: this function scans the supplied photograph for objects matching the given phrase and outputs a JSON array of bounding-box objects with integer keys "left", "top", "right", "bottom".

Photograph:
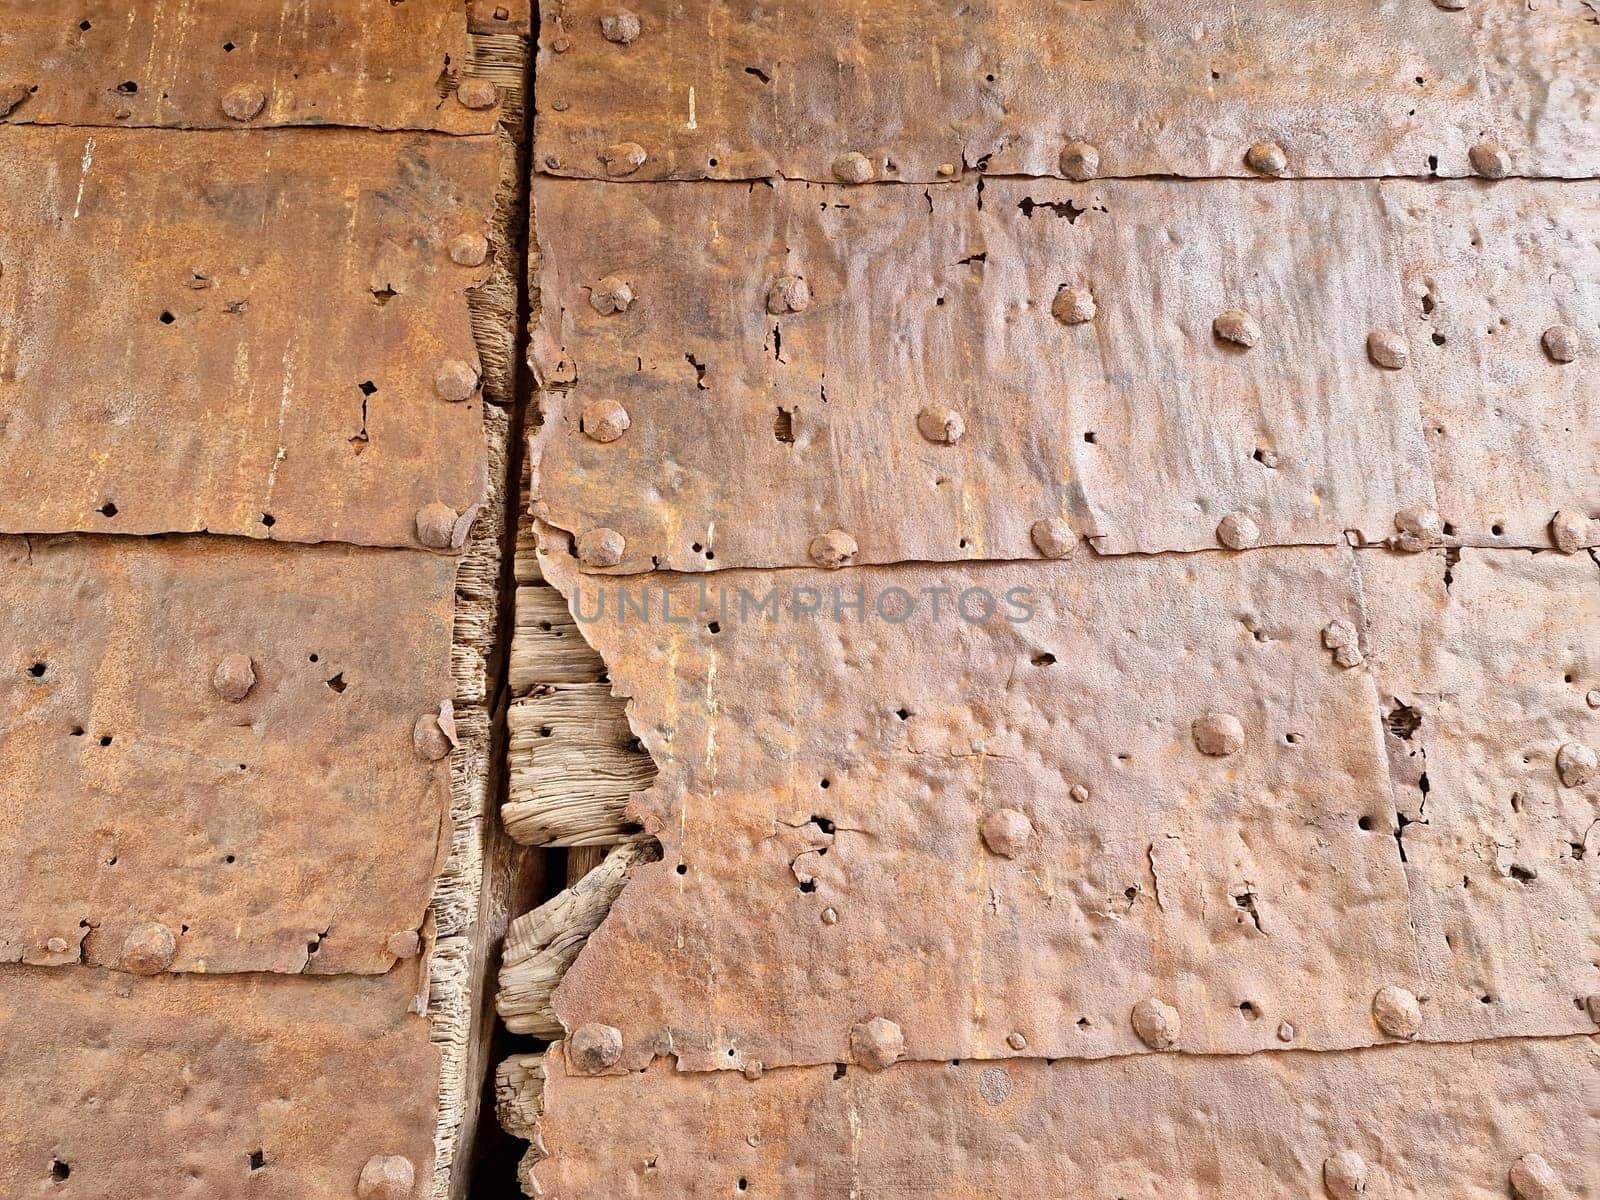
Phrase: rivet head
[
  {"left": 979, "top": 807, "right": 1033, "bottom": 858},
  {"left": 832, "top": 152, "right": 874, "bottom": 184},
  {"left": 1549, "top": 508, "right": 1592, "bottom": 553},
  {"left": 1585, "top": 993, "right": 1600, "bottom": 1022},
  {"left": 455, "top": 78, "right": 500, "bottom": 111},
  {"left": 1059, "top": 140, "right": 1100, "bottom": 181},
  {"left": 551, "top": 36, "right": 571, "bottom": 53},
  {"left": 766, "top": 273, "right": 811, "bottom": 314},
  {"left": 220, "top": 83, "right": 266, "bottom": 122},
  {"left": 1321, "top": 618, "right": 1364, "bottom": 667},
  {"left": 577, "top": 528, "right": 626, "bottom": 568},
  {"left": 1276, "top": 1019, "right": 1296, "bottom": 1042},
  {"left": 1212, "top": 309, "right": 1261, "bottom": 348},
  {"left": 600, "top": 141, "right": 647, "bottom": 176},
  {"left": 120, "top": 922, "right": 177, "bottom": 975},
  {"left": 1433, "top": 0, "right": 1466, "bottom": 9},
  {"left": 1069, "top": 784, "right": 1090, "bottom": 804},
  {"left": 820, "top": 907, "right": 838, "bottom": 925},
  {"left": 809, "top": 529, "right": 857, "bottom": 568},
  {"left": 415, "top": 502, "right": 461, "bottom": 551},
  {"left": 741, "top": 1061, "right": 764, "bottom": 1081},
  {"left": 937, "top": 162, "right": 957, "bottom": 177},
  {"left": 45, "top": 936, "right": 69, "bottom": 955},
  {"left": 1392, "top": 506, "right": 1442, "bottom": 552},
  {"left": 1509, "top": 1153, "right": 1560, "bottom": 1200},
  {"left": 599, "top": 9, "right": 641, "bottom": 43},
  {"left": 849, "top": 1017, "right": 905, "bottom": 1070},
  {"left": 589, "top": 275, "right": 635, "bottom": 314},
  {"left": 448, "top": 233, "right": 489, "bottom": 267},
  {"left": 1468, "top": 140, "right": 1510, "bottom": 179},
  {"left": 1322, "top": 1150, "right": 1369, "bottom": 1200},
  {"left": 1030, "top": 517, "right": 1077, "bottom": 560},
  {"left": 916, "top": 406, "right": 965, "bottom": 445},
  {"left": 1192, "top": 712, "right": 1245, "bottom": 757},
  {"left": 1051, "top": 284, "right": 1096, "bottom": 325},
  {"left": 386, "top": 930, "right": 421, "bottom": 959},
  {"left": 1366, "top": 328, "right": 1409, "bottom": 369},
  {"left": 1130, "top": 997, "right": 1180, "bottom": 1049},
  {"left": 1371, "top": 985, "right": 1423, "bottom": 1038},
  {"left": 1541, "top": 323, "right": 1578, "bottom": 363},
  {"left": 569, "top": 1022, "right": 623, "bottom": 1073},
  {"left": 0, "top": 84, "right": 31, "bottom": 120},
  {"left": 356, "top": 1155, "right": 416, "bottom": 1199},
  {"left": 1245, "top": 141, "right": 1287, "bottom": 176},
  {"left": 1586, "top": 690, "right": 1600, "bottom": 710},
  {"left": 212, "top": 653, "right": 256, "bottom": 702},
  {"left": 580, "top": 399, "right": 631, "bottom": 443},
  {"left": 1555, "top": 742, "right": 1596, "bottom": 788},
  {"left": 1215, "top": 511, "right": 1260, "bottom": 550},
  {"left": 1005, "top": 1031, "right": 1028, "bottom": 1051},
  {"left": 412, "top": 708, "right": 455, "bottom": 761},
  {"left": 435, "top": 359, "right": 479, "bottom": 403}
]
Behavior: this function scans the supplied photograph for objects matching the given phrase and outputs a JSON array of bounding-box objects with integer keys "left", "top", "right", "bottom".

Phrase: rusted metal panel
[
  {"left": 0, "top": 963, "right": 437, "bottom": 1198},
  {"left": 0, "top": 0, "right": 498, "bottom": 134},
  {"left": 1366, "top": 548, "right": 1600, "bottom": 1041},
  {"left": 529, "top": 1035, "right": 1600, "bottom": 1198},
  {"left": 529, "top": 536, "right": 1596, "bottom": 1075},
  {"left": 0, "top": 534, "right": 455, "bottom": 976},
  {"left": 0, "top": 126, "right": 497, "bottom": 549},
  {"left": 533, "top": 0, "right": 1598, "bottom": 183},
  {"left": 529, "top": 176, "right": 1595, "bottom": 572}
]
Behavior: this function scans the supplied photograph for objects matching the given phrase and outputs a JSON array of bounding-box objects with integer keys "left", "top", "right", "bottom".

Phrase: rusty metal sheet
[
  {"left": 538, "top": 537, "right": 1575, "bottom": 1074},
  {"left": 533, "top": 0, "right": 1598, "bottom": 183},
  {"left": 530, "top": 1035, "right": 1600, "bottom": 1198},
  {"left": 0, "top": 0, "right": 498, "bottom": 134},
  {"left": 0, "top": 533, "right": 455, "bottom": 976},
  {"left": 530, "top": 176, "right": 1596, "bottom": 572},
  {"left": 0, "top": 963, "right": 437, "bottom": 1197},
  {"left": 0, "top": 126, "right": 496, "bottom": 549},
  {"left": 1362, "top": 548, "right": 1600, "bottom": 1040}
]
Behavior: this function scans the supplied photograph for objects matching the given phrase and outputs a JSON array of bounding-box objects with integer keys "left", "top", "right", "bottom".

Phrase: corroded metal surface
[
  {"left": 530, "top": 1035, "right": 1600, "bottom": 1198},
  {"left": 535, "top": 536, "right": 1597, "bottom": 1072},
  {"left": 0, "top": 534, "right": 455, "bottom": 976},
  {"left": 529, "top": 177, "right": 1595, "bottom": 572},
  {"left": 0, "top": 0, "right": 497, "bottom": 133},
  {"left": 534, "top": 0, "right": 1598, "bottom": 183},
  {"left": 0, "top": 964, "right": 437, "bottom": 1197},
  {"left": 0, "top": 126, "right": 495, "bottom": 549}
]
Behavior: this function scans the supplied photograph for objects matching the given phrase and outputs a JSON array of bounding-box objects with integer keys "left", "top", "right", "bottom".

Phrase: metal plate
[
  {"left": 530, "top": 1034, "right": 1600, "bottom": 1198},
  {"left": 0, "top": 0, "right": 497, "bottom": 134},
  {"left": 539, "top": 539, "right": 1524, "bottom": 1072},
  {"left": 0, "top": 126, "right": 496, "bottom": 549},
  {"left": 1366, "top": 549, "right": 1600, "bottom": 1040},
  {"left": 530, "top": 176, "right": 1595, "bottom": 572},
  {"left": 0, "top": 534, "right": 455, "bottom": 976},
  {"left": 533, "top": 0, "right": 1598, "bottom": 183},
  {"left": 0, "top": 963, "right": 437, "bottom": 1198}
]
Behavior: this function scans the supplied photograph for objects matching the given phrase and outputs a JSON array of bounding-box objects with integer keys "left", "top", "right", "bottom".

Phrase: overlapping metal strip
[
  {"left": 0, "top": 2, "right": 501, "bottom": 1195},
  {"left": 517, "top": 0, "right": 1599, "bottom": 1195},
  {"left": 532, "top": 0, "right": 1598, "bottom": 183}
]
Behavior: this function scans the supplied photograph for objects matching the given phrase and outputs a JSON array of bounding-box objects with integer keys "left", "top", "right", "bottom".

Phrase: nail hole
[
  {"left": 159, "top": 310, "right": 175, "bottom": 325},
  {"left": 27, "top": 662, "right": 46, "bottom": 678},
  {"left": 98, "top": 501, "right": 118, "bottom": 518},
  {"left": 98, "top": 735, "right": 113, "bottom": 747},
  {"left": 248, "top": 1150, "right": 266, "bottom": 1172},
  {"left": 79, "top": 19, "right": 91, "bottom": 30},
  {"left": 260, "top": 513, "right": 275, "bottom": 528},
  {"left": 325, "top": 672, "right": 347, "bottom": 693},
  {"left": 51, "top": 1160, "right": 70, "bottom": 1182},
  {"left": 115, "top": 80, "right": 138, "bottom": 94},
  {"left": 1239, "top": 1001, "right": 1260, "bottom": 1020},
  {"left": 895, "top": 708, "right": 910, "bottom": 720},
  {"left": 819, "top": 778, "right": 830, "bottom": 789},
  {"left": 1031, "top": 652, "right": 1056, "bottom": 666},
  {"left": 675, "top": 863, "right": 687, "bottom": 875},
  {"left": 358, "top": 380, "right": 377, "bottom": 396},
  {"left": 223, "top": 40, "right": 235, "bottom": 52},
  {"left": 1358, "top": 816, "right": 1374, "bottom": 831}
]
